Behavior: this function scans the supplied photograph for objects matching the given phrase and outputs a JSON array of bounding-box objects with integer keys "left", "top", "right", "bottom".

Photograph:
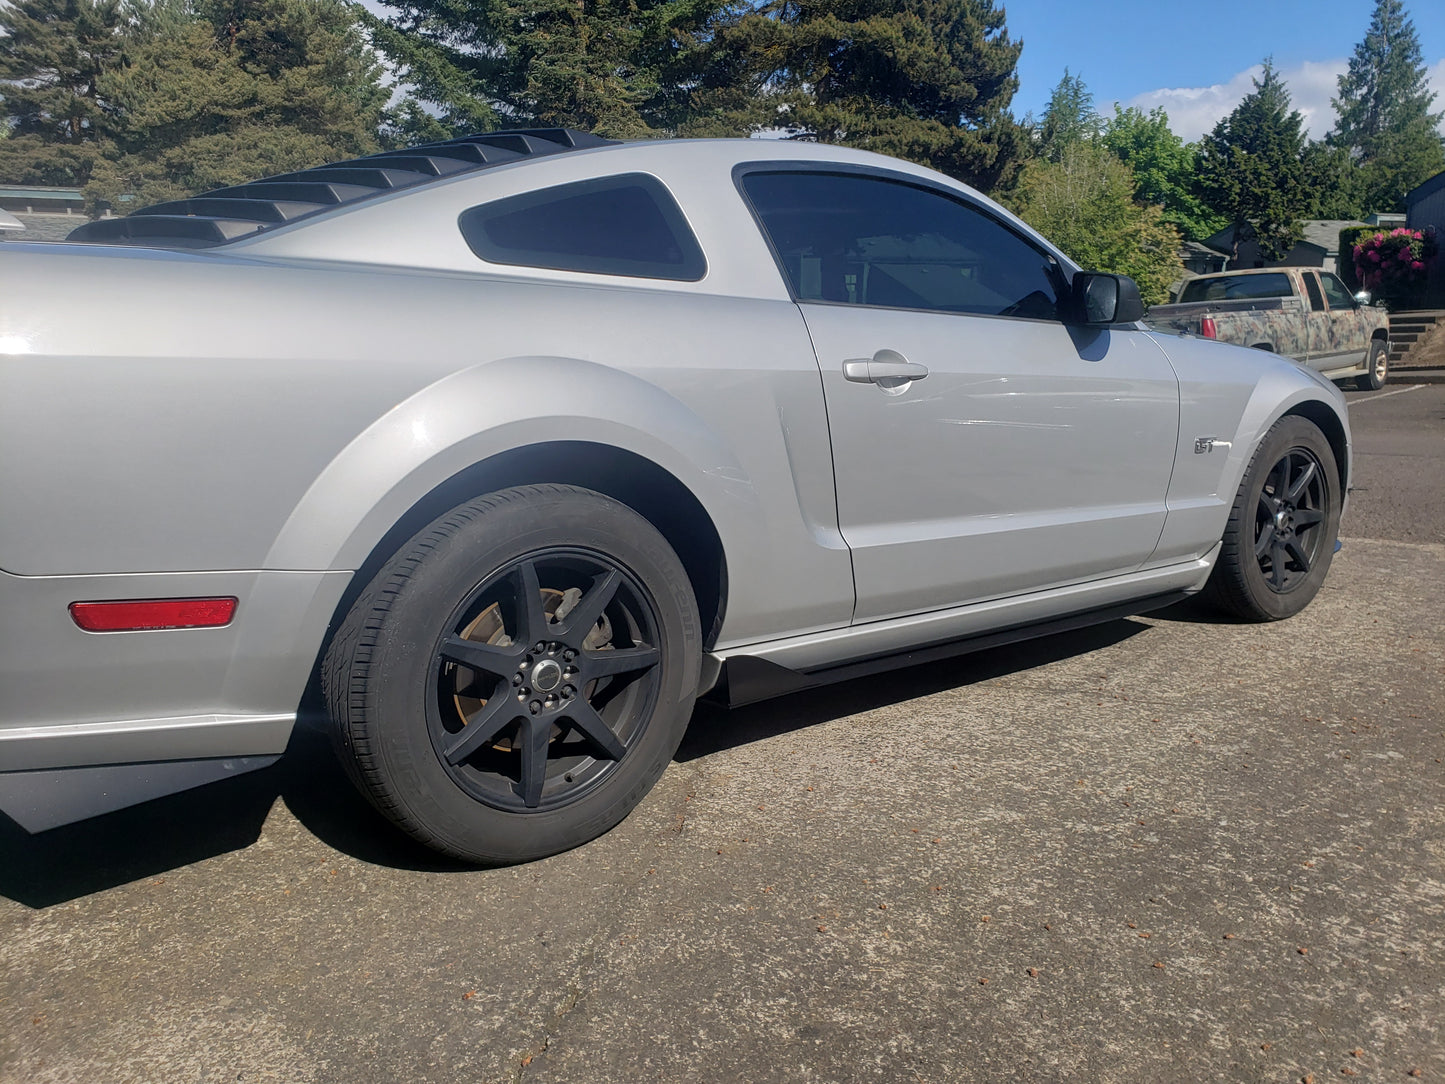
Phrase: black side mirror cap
[{"left": 1071, "top": 272, "right": 1144, "bottom": 325}]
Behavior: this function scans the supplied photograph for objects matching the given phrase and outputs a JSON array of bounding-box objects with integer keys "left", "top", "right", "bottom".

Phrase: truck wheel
[
  {"left": 323, "top": 485, "right": 701, "bottom": 864},
  {"left": 1201, "top": 417, "right": 1340, "bottom": 622},
  {"left": 1357, "top": 340, "right": 1388, "bottom": 390}
]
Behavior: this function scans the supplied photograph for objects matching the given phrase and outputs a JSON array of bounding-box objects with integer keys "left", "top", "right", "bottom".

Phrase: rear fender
[{"left": 262, "top": 355, "right": 757, "bottom": 574}]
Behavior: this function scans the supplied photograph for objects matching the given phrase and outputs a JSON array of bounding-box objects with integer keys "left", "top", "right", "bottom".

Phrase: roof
[
  {"left": 66, "top": 128, "right": 615, "bottom": 249},
  {"left": 1301, "top": 220, "right": 1366, "bottom": 251},
  {"left": 1407, "top": 169, "right": 1445, "bottom": 205}
]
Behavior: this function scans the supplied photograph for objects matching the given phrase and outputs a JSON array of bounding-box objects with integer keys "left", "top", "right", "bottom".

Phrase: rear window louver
[{"left": 65, "top": 127, "right": 614, "bottom": 248}]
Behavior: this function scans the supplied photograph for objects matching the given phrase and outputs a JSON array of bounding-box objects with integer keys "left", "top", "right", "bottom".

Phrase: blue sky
[{"left": 1004, "top": 0, "right": 1445, "bottom": 141}]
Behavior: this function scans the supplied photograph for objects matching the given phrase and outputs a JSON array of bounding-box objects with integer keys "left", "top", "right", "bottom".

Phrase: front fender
[{"left": 1147, "top": 335, "right": 1350, "bottom": 566}]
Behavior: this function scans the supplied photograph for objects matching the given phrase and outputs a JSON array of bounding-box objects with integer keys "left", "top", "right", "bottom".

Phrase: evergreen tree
[
  {"left": 365, "top": 0, "right": 719, "bottom": 139},
  {"left": 85, "top": 0, "right": 390, "bottom": 210},
  {"left": 0, "top": 0, "right": 127, "bottom": 184},
  {"left": 1036, "top": 68, "right": 1097, "bottom": 162},
  {"left": 1007, "top": 140, "right": 1182, "bottom": 306},
  {"left": 690, "top": 0, "right": 1026, "bottom": 192},
  {"left": 1301, "top": 139, "right": 1364, "bottom": 220},
  {"left": 1330, "top": 0, "right": 1444, "bottom": 212},
  {"left": 1196, "top": 59, "right": 1309, "bottom": 262},
  {"left": 1101, "top": 104, "right": 1223, "bottom": 241}
]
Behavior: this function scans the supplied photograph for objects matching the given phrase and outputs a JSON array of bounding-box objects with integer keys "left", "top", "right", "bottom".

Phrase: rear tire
[
  {"left": 1201, "top": 417, "right": 1340, "bottom": 622},
  {"left": 323, "top": 485, "right": 701, "bottom": 864},
  {"left": 1356, "top": 340, "right": 1388, "bottom": 390}
]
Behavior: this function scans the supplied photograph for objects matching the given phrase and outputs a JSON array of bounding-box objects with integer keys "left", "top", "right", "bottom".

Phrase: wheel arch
[
  {"left": 1281, "top": 399, "right": 1350, "bottom": 494},
  {"left": 323, "top": 441, "right": 729, "bottom": 654}
]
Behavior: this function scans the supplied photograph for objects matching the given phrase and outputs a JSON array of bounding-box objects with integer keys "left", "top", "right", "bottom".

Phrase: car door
[
  {"left": 1317, "top": 271, "right": 1368, "bottom": 365},
  {"left": 739, "top": 167, "right": 1180, "bottom": 624},
  {"left": 1300, "top": 270, "right": 1332, "bottom": 369}
]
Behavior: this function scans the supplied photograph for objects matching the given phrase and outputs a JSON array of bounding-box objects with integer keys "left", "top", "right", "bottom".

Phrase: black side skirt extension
[{"left": 708, "top": 590, "right": 1193, "bottom": 708}]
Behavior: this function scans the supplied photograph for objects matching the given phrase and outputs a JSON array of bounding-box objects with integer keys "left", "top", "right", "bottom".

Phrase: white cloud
[{"left": 1126, "top": 57, "right": 1445, "bottom": 144}]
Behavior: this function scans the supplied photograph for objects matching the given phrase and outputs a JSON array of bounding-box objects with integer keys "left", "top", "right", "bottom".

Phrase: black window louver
[{"left": 65, "top": 128, "right": 615, "bottom": 248}]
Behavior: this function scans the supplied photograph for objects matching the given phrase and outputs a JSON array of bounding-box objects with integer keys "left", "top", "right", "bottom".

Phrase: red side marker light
[
  {"left": 70, "top": 597, "right": 237, "bottom": 632},
  {"left": 1199, "top": 316, "right": 1218, "bottom": 339}
]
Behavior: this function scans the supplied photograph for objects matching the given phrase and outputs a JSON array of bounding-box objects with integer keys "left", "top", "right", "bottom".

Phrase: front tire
[
  {"left": 1356, "top": 340, "right": 1388, "bottom": 390},
  {"left": 323, "top": 485, "right": 701, "bottom": 864},
  {"left": 1202, "top": 417, "right": 1341, "bottom": 622}
]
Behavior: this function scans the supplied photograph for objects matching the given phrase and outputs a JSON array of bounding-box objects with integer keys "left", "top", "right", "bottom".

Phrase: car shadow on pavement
[{"left": 0, "top": 618, "right": 1153, "bottom": 908}]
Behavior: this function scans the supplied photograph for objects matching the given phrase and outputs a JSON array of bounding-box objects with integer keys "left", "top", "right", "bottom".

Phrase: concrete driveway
[{"left": 3, "top": 386, "right": 1442, "bottom": 1084}]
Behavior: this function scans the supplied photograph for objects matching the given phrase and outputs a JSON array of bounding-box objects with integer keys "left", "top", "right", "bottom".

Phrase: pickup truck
[{"left": 1147, "top": 267, "right": 1391, "bottom": 389}]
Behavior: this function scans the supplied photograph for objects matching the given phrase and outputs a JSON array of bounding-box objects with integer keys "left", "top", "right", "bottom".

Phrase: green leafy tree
[
  {"left": 690, "top": 0, "right": 1027, "bottom": 192},
  {"left": 83, "top": 0, "right": 389, "bottom": 210},
  {"left": 1035, "top": 68, "right": 1097, "bottom": 162},
  {"left": 1330, "top": 0, "right": 1444, "bottom": 212},
  {"left": 1101, "top": 104, "right": 1224, "bottom": 241},
  {"left": 0, "top": 0, "right": 127, "bottom": 184},
  {"left": 365, "top": 0, "right": 719, "bottom": 139},
  {"left": 1196, "top": 59, "right": 1309, "bottom": 262},
  {"left": 1007, "top": 141, "right": 1183, "bottom": 306}
]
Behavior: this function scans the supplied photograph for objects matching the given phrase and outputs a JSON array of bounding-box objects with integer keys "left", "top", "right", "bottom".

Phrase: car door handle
[{"left": 842, "top": 350, "right": 929, "bottom": 384}]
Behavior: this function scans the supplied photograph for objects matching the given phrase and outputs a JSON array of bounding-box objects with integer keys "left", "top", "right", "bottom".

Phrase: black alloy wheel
[
  {"left": 1203, "top": 416, "right": 1341, "bottom": 622},
  {"left": 324, "top": 484, "right": 701, "bottom": 864},
  {"left": 1250, "top": 448, "right": 1327, "bottom": 594},
  {"left": 427, "top": 549, "right": 663, "bottom": 812}
]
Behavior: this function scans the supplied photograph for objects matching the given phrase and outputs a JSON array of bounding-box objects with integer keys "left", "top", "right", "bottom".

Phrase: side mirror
[
  {"left": 1072, "top": 272, "right": 1144, "bottom": 325},
  {"left": 1354, "top": 290, "right": 1372, "bottom": 306}
]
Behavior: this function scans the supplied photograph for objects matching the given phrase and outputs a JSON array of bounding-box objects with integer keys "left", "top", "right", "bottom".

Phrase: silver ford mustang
[{"left": 0, "top": 129, "right": 1350, "bottom": 862}]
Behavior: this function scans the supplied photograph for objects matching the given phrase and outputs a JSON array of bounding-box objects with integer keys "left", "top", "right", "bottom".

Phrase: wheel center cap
[
  {"left": 1275, "top": 509, "right": 1290, "bottom": 530},
  {"left": 531, "top": 659, "right": 563, "bottom": 693}
]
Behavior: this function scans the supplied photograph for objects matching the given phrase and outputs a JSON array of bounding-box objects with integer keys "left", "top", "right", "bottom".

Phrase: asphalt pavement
[{"left": 2, "top": 388, "right": 1442, "bottom": 1084}]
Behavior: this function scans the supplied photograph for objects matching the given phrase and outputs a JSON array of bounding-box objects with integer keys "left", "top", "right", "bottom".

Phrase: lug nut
[
  {"left": 563, "top": 649, "right": 576, "bottom": 661},
  {"left": 529, "top": 700, "right": 542, "bottom": 714},
  {"left": 533, "top": 642, "right": 545, "bottom": 653},
  {"left": 511, "top": 673, "right": 523, "bottom": 685},
  {"left": 562, "top": 686, "right": 575, "bottom": 699}
]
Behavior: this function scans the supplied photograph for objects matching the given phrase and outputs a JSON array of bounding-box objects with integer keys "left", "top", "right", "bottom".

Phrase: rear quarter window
[
  {"left": 1180, "top": 273, "right": 1294, "bottom": 303},
  {"left": 458, "top": 173, "right": 706, "bottom": 281}
]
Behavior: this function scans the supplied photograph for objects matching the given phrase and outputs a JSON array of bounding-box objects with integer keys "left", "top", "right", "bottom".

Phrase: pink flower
[
  {"left": 1376, "top": 232, "right": 1384, "bottom": 241},
  {"left": 1413, "top": 261, "right": 1426, "bottom": 271},
  {"left": 1368, "top": 250, "right": 1380, "bottom": 262},
  {"left": 1400, "top": 249, "right": 1413, "bottom": 261}
]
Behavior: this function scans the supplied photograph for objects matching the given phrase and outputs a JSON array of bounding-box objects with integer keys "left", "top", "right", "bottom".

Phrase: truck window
[
  {"left": 1302, "top": 273, "right": 1326, "bottom": 312},
  {"left": 1179, "top": 272, "right": 1294, "bottom": 303},
  {"left": 1319, "top": 272, "right": 1357, "bottom": 310}
]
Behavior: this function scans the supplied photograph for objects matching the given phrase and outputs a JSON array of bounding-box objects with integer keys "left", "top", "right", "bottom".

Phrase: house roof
[
  {"left": 1407, "top": 169, "right": 1445, "bottom": 205},
  {"left": 1301, "top": 220, "right": 1366, "bottom": 252}
]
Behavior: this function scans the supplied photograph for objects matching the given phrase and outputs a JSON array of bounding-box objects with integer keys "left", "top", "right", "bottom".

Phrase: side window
[
  {"left": 740, "top": 170, "right": 1062, "bottom": 320},
  {"left": 458, "top": 173, "right": 706, "bottom": 281},
  {"left": 1319, "top": 272, "right": 1356, "bottom": 310},
  {"left": 1303, "top": 272, "right": 1326, "bottom": 312}
]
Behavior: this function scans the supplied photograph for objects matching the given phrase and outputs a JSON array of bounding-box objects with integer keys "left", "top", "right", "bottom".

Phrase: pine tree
[
  {"left": 1196, "top": 59, "right": 1310, "bottom": 262},
  {"left": 0, "top": 0, "right": 126, "bottom": 184},
  {"left": 85, "top": 0, "right": 390, "bottom": 210},
  {"left": 365, "top": 0, "right": 719, "bottom": 140},
  {"left": 690, "top": 0, "right": 1026, "bottom": 192},
  {"left": 1330, "top": 0, "right": 1444, "bottom": 212},
  {"left": 1036, "top": 68, "right": 1097, "bottom": 162},
  {"left": 1102, "top": 105, "right": 1224, "bottom": 241}
]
